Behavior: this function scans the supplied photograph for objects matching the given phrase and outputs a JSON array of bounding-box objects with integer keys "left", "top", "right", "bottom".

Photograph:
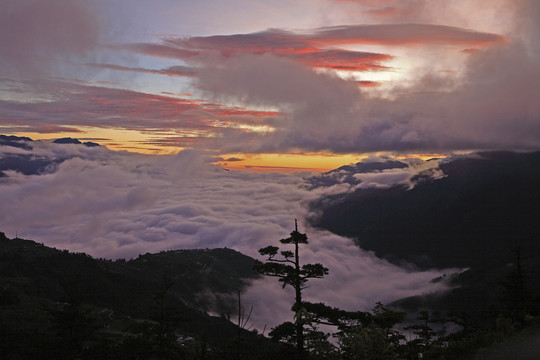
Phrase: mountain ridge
[
  {"left": 0, "top": 231, "right": 270, "bottom": 357},
  {"left": 311, "top": 150, "right": 540, "bottom": 316},
  {"left": 312, "top": 150, "right": 540, "bottom": 270}
]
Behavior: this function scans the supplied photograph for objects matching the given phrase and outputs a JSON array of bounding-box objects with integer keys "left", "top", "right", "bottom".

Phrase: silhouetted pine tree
[{"left": 254, "top": 220, "right": 328, "bottom": 358}]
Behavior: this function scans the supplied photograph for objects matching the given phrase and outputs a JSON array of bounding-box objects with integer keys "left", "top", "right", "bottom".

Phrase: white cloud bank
[{"left": 0, "top": 141, "right": 456, "bottom": 330}]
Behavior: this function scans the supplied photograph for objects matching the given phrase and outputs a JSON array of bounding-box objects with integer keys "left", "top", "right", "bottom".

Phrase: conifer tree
[{"left": 254, "top": 220, "right": 328, "bottom": 357}]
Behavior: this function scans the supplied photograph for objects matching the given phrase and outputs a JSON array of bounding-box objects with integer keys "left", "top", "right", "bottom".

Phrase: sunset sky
[
  {"left": 2, "top": 0, "right": 539, "bottom": 171},
  {"left": 2, "top": 0, "right": 540, "bottom": 330}
]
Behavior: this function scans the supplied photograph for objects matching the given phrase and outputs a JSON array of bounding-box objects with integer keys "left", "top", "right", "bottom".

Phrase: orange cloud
[
  {"left": 119, "top": 24, "right": 505, "bottom": 78},
  {"left": 0, "top": 82, "right": 278, "bottom": 144},
  {"left": 124, "top": 29, "right": 395, "bottom": 73},
  {"left": 306, "top": 24, "right": 507, "bottom": 47},
  {"left": 294, "top": 49, "right": 393, "bottom": 71},
  {"left": 356, "top": 80, "right": 381, "bottom": 87}
]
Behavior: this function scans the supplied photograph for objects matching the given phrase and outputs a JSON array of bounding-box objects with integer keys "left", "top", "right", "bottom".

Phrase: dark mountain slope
[
  {"left": 0, "top": 154, "right": 58, "bottom": 175},
  {"left": 312, "top": 151, "right": 540, "bottom": 270},
  {"left": 308, "top": 159, "right": 409, "bottom": 188},
  {"left": 0, "top": 232, "right": 269, "bottom": 357},
  {"left": 0, "top": 135, "right": 101, "bottom": 176},
  {"left": 311, "top": 151, "right": 540, "bottom": 318},
  {"left": 53, "top": 137, "right": 100, "bottom": 147},
  {"left": 0, "top": 135, "right": 33, "bottom": 149}
]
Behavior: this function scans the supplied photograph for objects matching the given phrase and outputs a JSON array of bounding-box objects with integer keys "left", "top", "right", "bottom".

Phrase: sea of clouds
[{"left": 0, "top": 140, "right": 458, "bottom": 330}]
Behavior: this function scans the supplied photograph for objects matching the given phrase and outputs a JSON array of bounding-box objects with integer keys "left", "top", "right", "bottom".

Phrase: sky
[
  {"left": 1, "top": 0, "right": 539, "bottom": 330},
  {"left": 1, "top": 0, "right": 539, "bottom": 170}
]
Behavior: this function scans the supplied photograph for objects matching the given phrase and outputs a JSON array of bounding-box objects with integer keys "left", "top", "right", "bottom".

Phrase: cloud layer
[
  {"left": 127, "top": 23, "right": 504, "bottom": 70},
  {"left": 1, "top": 0, "right": 537, "bottom": 333},
  {"left": 0, "top": 0, "right": 102, "bottom": 79},
  {"left": 0, "top": 141, "right": 454, "bottom": 329},
  {"left": 1, "top": 0, "right": 538, "bottom": 155}
]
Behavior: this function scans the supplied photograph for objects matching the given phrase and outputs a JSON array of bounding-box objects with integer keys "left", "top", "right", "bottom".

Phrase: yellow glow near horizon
[
  {"left": 7, "top": 127, "right": 446, "bottom": 173},
  {"left": 218, "top": 152, "right": 448, "bottom": 172},
  {"left": 9, "top": 127, "right": 183, "bottom": 155},
  {"left": 218, "top": 152, "right": 369, "bottom": 173}
]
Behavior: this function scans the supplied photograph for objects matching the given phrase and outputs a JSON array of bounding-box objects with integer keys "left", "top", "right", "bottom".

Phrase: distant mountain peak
[
  {"left": 0, "top": 135, "right": 102, "bottom": 177},
  {"left": 331, "top": 159, "right": 408, "bottom": 175},
  {"left": 312, "top": 150, "right": 540, "bottom": 269},
  {"left": 308, "top": 159, "right": 411, "bottom": 189},
  {"left": 0, "top": 134, "right": 33, "bottom": 150},
  {"left": 53, "top": 137, "right": 100, "bottom": 147}
]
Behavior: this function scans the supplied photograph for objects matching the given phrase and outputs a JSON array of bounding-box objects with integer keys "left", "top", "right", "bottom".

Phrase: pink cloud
[
  {"left": 125, "top": 29, "right": 395, "bottom": 73},
  {"left": 306, "top": 24, "right": 507, "bottom": 47},
  {"left": 356, "top": 80, "right": 381, "bottom": 87},
  {"left": 119, "top": 24, "right": 504, "bottom": 79},
  {"left": 2, "top": 1, "right": 536, "bottom": 156},
  {"left": 0, "top": 80, "right": 279, "bottom": 150},
  {"left": 293, "top": 49, "right": 393, "bottom": 71}
]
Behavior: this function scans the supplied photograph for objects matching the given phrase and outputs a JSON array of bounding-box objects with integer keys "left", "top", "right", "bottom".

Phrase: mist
[{"left": 0, "top": 140, "right": 458, "bottom": 329}]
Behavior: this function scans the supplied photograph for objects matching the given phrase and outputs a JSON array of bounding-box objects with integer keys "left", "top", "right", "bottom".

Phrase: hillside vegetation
[
  {"left": 2, "top": 230, "right": 540, "bottom": 359},
  {"left": 0, "top": 232, "right": 288, "bottom": 359}
]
